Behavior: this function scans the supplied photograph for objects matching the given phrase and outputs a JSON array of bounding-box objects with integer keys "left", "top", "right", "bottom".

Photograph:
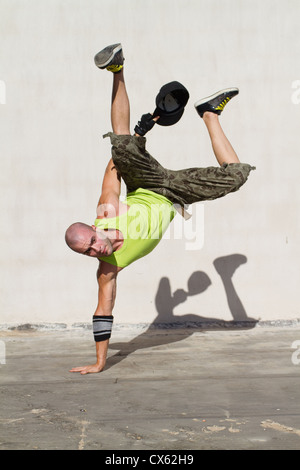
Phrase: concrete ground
[{"left": 1, "top": 324, "right": 300, "bottom": 451}]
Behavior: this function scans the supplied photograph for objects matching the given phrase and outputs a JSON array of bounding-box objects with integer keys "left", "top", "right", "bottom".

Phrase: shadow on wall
[
  {"left": 154, "top": 253, "right": 256, "bottom": 326},
  {"left": 106, "top": 254, "right": 258, "bottom": 371}
]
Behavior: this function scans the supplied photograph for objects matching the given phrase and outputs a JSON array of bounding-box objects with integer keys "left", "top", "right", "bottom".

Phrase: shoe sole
[
  {"left": 194, "top": 87, "right": 239, "bottom": 108},
  {"left": 94, "top": 43, "right": 122, "bottom": 69}
]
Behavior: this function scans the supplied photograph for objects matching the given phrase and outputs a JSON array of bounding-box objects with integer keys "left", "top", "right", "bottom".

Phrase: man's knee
[{"left": 223, "top": 163, "right": 255, "bottom": 191}]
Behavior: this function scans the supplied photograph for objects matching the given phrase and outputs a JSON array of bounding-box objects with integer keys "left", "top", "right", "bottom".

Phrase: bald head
[
  {"left": 65, "top": 222, "right": 95, "bottom": 254},
  {"left": 65, "top": 222, "right": 113, "bottom": 258}
]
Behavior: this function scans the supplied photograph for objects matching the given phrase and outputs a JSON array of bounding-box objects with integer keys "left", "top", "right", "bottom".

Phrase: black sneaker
[
  {"left": 94, "top": 43, "right": 124, "bottom": 72},
  {"left": 194, "top": 88, "right": 239, "bottom": 117}
]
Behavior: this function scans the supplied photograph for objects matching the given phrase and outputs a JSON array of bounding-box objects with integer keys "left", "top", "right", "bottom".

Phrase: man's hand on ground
[{"left": 69, "top": 363, "right": 105, "bottom": 375}]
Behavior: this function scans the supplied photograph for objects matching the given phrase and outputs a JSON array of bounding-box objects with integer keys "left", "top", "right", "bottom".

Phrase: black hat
[{"left": 153, "top": 81, "right": 189, "bottom": 126}]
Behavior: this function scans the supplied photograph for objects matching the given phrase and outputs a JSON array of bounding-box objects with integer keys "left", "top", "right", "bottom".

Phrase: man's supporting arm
[{"left": 69, "top": 261, "right": 123, "bottom": 375}]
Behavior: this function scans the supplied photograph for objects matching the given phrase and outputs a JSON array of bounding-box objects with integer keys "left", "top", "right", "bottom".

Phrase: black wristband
[{"left": 93, "top": 315, "right": 114, "bottom": 342}]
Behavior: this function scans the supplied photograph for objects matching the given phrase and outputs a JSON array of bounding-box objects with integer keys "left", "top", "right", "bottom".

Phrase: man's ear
[
  {"left": 92, "top": 225, "right": 101, "bottom": 233},
  {"left": 92, "top": 225, "right": 106, "bottom": 236}
]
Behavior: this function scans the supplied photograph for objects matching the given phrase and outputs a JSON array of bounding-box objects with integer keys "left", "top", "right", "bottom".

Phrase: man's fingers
[
  {"left": 69, "top": 367, "right": 85, "bottom": 373},
  {"left": 69, "top": 366, "right": 89, "bottom": 374}
]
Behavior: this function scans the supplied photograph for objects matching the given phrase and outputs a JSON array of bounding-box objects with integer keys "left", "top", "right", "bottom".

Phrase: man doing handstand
[{"left": 65, "top": 43, "right": 255, "bottom": 374}]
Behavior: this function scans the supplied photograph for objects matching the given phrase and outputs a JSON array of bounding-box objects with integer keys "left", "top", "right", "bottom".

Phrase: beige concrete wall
[{"left": 1, "top": 0, "right": 299, "bottom": 328}]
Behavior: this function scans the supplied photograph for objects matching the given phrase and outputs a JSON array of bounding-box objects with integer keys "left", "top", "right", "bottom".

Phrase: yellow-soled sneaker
[
  {"left": 94, "top": 43, "right": 124, "bottom": 73},
  {"left": 194, "top": 88, "right": 239, "bottom": 117}
]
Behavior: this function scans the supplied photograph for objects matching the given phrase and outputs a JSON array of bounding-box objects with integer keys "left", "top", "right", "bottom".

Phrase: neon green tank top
[{"left": 94, "top": 188, "right": 176, "bottom": 268}]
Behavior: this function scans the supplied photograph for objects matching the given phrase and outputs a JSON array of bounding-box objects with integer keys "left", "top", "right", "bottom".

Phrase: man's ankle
[{"left": 202, "top": 111, "right": 218, "bottom": 122}]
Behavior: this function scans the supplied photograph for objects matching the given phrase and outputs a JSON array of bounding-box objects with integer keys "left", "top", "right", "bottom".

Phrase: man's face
[{"left": 77, "top": 227, "right": 113, "bottom": 258}]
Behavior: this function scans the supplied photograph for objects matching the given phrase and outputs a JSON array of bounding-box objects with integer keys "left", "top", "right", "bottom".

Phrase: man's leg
[
  {"left": 195, "top": 87, "right": 240, "bottom": 165},
  {"left": 202, "top": 112, "right": 239, "bottom": 165},
  {"left": 95, "top": 44, "right": 166, "bottom": 194},
  {"left": 111, "top": 69, "right": 131, "bottom": 135},
  {"left": 94, "top": 43, "right": 130, "bottom": 135},
  {"left": 110, "top": 68, "right": 158, "bottom": 136},
  {"left": 153, "top": 89, "right": 255, "bottom": 206}
]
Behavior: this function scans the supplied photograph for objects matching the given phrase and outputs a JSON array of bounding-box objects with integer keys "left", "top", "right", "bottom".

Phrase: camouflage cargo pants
[{"left": 103, "top": 133, "right": 255, "bottom": 207}]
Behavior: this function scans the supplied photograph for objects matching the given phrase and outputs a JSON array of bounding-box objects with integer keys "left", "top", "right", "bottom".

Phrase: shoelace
[{"left": 215, "top": 96, "right": 230, "bottom": 111}]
